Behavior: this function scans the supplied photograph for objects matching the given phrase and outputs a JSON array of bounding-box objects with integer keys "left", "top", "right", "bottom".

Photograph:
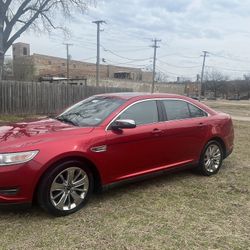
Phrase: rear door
[{"left": 159, "top": 99, "right": 209, "bottom": 166}]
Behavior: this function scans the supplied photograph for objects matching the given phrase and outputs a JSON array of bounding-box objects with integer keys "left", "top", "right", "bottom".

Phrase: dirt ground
[{"left": 0, "top": 101, "right": 249, "bottom": 250}]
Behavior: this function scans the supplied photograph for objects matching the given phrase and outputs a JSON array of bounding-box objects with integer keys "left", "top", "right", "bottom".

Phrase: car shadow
[
  {"left": 97, "top": 168, "right": 194, "bottom": 196},
  {"left": 0, "top": 168, "right": 203, "bottom": 218}
]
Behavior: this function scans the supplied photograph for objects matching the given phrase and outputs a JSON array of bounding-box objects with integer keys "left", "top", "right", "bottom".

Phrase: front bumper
[{"left": 0, "top": 160, "right": 41, "bottom": 204}]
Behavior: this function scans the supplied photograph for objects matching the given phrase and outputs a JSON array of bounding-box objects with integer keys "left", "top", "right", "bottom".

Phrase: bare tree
[
  {"left": 204, "top": 70, "right": 229, "bottom": 98},
  {"left": 155, "top": 71, "right": 168, "bottom": 83},
  {"left": 3, "top": 57, "right": 13, "bottom": 79},
  {"left": 0, "top": 0, "right": 93, "bottom": 80}
]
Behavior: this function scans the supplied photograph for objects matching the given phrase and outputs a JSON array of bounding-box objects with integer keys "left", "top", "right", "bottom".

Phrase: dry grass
[
  {"left": 204, "top": 100, "right": 250, "bottom": 118},
  {"left": 0, "top": 115, "right": 43, "bottom": 126},
  {"left": 0, "top": 102, "right": 250, "bottom": 250}
]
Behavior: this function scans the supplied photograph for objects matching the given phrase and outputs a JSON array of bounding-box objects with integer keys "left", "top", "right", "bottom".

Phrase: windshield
[{"left": 56, "top": 96, "right": 125, "bottom": 127}]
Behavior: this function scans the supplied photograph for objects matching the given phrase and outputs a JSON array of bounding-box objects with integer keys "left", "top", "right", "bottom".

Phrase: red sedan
[{"left": 0, "top": 93, "right": 234, "bottom": 216}]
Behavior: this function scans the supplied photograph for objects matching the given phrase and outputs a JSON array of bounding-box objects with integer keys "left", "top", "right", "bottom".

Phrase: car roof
[
  {"left": 95, "top": 92, "right": 187, "bottom": 101},
  {"left": 95, "top": 92, "right": 217, "bottom": 115}
]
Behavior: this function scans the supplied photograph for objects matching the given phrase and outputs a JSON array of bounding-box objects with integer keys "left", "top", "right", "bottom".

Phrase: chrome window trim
[{"left": 105, "top": 98, "right": 210, "bottom": 131}]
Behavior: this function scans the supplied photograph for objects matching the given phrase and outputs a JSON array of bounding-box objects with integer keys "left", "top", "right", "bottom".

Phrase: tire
[
  {"left": 197, "top": 140, "right": 224, "bottom": 176},
  {"left": 37, "top": 160, "right": 93, "bottom": 216}
]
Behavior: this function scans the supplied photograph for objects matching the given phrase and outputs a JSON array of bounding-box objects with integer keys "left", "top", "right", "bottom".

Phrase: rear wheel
[
  {"left": 37, "top": 160, "right": 93, "bottom": 216},
  {"left": 197, "top": 140, "right": 223, "bottom": 176}
]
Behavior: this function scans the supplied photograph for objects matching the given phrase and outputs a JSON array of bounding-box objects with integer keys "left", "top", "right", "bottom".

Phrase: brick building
[
  {"left": 12, "top": 43, "right": 152, "bottom": 82},
  {"left": 13, "top": 42, "right": 30, "bottom": 59}
]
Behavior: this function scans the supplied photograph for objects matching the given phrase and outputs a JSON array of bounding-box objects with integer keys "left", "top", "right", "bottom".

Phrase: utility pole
[
  {"left": 151, "top": 38, "right": 161, "bottom": 93},
  {"left": 200, "top": 51, "right": 209, "bottom": 97},
  {"left": 63, "top": 43, "right": 73, "bottom": 84},
  {"left": 0, "top": 50, "right": 3, "bottom": 81},
  {"left": 93, "top": 20, "right": 106, "bottom": 87},
  {"left": 0, "top": 22, "right": 4, "bottom": 80}
]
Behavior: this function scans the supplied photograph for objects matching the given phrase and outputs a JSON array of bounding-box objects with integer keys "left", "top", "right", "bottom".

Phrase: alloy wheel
[
  {"left": 50, "top": 167, "right": 89, "bottom": 211},
  {"left": 204, "top": 144, "right": 222, "bottom": 173}
]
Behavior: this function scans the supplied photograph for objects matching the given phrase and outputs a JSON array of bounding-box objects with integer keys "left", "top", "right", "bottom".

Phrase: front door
[{"left": 104, "top": 100, "right": 166, "bottom": 182}]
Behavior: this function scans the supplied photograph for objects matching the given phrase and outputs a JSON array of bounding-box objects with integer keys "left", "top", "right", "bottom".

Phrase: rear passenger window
[
  {"left": 188, "top": 104, "right": 207, "bottom": 118},
  {"left": 163, "top": 100, "right": 190, "bottom": 121}
]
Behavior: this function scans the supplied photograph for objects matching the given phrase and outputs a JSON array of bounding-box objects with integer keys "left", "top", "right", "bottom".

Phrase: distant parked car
[
  {"left": 228, "top": 96, "right": 240, "bottom": 100},
  {"left": 0, "top": 93, "right": 234, "bottom": 216},
  {"left": 207, "top": 96, "right": 217, "bottom": 100},
  {"left": 190, "top": 96, "right": 200, "bottom": 101}
]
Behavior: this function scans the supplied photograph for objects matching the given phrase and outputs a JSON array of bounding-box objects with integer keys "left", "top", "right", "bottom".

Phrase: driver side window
[{"left": 117, "top": 100, "right": 158, "bottom": 125}]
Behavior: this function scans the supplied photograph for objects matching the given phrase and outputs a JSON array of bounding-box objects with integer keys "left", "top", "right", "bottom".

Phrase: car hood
[{"left": 0, "top": 118, "right": 94, "bottom": 152}]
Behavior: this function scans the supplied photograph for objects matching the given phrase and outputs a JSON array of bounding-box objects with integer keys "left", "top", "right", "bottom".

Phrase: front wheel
[
  {"left": 37, "top": 160, "right": 93, "bottom": 216},
  {"left": 197, "top": 141, "right": 223, "bottom": 176}
]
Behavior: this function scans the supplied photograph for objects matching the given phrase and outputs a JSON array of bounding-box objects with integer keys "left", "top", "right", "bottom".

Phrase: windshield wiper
[{"left": 56, "top": 116, "right": 79, "bottom": 126}]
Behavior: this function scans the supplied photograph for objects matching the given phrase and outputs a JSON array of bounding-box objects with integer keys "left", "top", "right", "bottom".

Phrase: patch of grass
[
  {"left": 204, "top": 100, "right": 250, "bottom": 117},
  {"left": 0, "top": 115, "right": 43, "bottom": 125},
  {"left": 0, "top": 104, "right": 250, "bottom": 249}
]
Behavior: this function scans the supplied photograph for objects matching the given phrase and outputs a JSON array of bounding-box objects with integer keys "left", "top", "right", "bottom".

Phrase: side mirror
[{"left": 110, "top": 119, "right": 136, "bottom": 130}]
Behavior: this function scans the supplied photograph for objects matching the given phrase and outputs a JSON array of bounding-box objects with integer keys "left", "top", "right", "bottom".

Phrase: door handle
[
  {"left": 198, "top": 122, "right": 205, "bottom": 128},
  {"left": 151, "top": 128, "right": 163, "bottom": 135}
]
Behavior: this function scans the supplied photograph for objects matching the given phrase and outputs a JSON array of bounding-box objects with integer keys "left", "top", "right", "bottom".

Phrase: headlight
[{"left": 0, "top": 150, "right": 39, "bottom": 166}]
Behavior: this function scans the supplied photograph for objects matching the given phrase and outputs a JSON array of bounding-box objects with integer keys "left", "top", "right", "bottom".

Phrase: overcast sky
[{"left": 13, "top": 0, "right": 250, "bottom": 81}]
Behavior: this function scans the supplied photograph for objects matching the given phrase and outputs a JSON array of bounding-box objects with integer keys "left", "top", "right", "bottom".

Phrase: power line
[
  {"left": 156, "top": 66, "right": 178, "bottom": 76},
  {"left": 209, "top": 52, "right": 250, "bottom": 64},
  {"left": 101, "top": 45, "right": 152, "bottom": 61},
  {"left": 156, "top": 67, "right": 196, "bottom": 82},
  {"left": 156, "top": 65, "right": 195, "bottom": 78},
  {"left": 105, "top": 58, "right": 150, "bottom": 68},
  {"left": 151, "top": 38, "right": 161, "bottom": 93},
  {"left": 206, "top": 65, "right": 250, "bottom": 73},
  {"left": 104, "top": 58, "right": 152, "bottom": 68},
  {"left": 158, "top": 59, "right": 200, "bottom": 69},
  {"left": 73, "top": 44, "right": 96, "bottom": 51},
  {"left": 159, "top": 53, "right": 201, "bottom": 59},
  {"left": 81, "top": 56, "right": 96, "bottom": 61},
  {"left": 101, "top": 23, "right": 159, "bottom": 45},
  {"left": 50, "top": 34, "right": 97, "bottom": 47},
  {"left": 102, "top": 47, "right": 151, "bottom": 53}
]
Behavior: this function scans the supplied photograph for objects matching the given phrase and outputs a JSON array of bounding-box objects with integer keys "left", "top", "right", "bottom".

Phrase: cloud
[
  {"left": 86, "top": 0, "right": 249, "bottom": 40},
  {"left": 14, "top": 0, "right": 250, "bottom": 80}
]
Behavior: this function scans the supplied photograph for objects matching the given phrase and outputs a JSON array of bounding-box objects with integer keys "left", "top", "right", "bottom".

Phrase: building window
[
  {"left": 62, "top": 63, "right": 65, "bottom": 66},
  {"left": 114, "top": 72, "right": 130, "bottom": 79},
  {"left": 23, "top": 47, "right": 28, "bottom": 55},
  {"left": 48, "top": 61, "right": 52, "bottom": 65},
  {"left": 73, "top": 64, "right": 76, "bottom": 68}
]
